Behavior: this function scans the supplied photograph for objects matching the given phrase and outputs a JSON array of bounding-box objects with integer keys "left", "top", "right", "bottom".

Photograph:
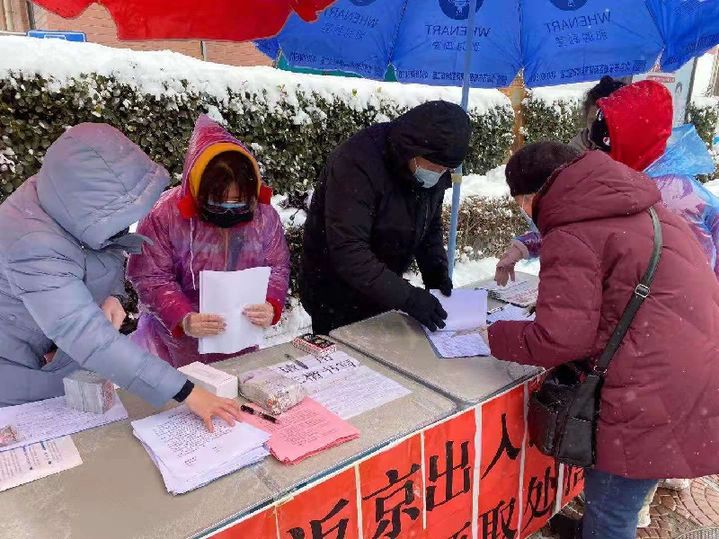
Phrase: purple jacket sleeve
[
  {"left": 127, "top": 206, "right": 194, "bottom": 335},
  {"left": 515, "top": 231, "right": 543, "bottom": 259},
  {"left": 263, "top": 207, "right": 291, "bottom": 325}
]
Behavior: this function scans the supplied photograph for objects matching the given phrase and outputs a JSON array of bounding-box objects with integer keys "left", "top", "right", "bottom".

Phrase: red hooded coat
[{"left": 489, "top": 151, "right": 719, "bottom": 479}]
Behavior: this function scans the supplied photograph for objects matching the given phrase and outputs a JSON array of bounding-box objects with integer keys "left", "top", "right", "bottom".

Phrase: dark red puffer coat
[{"left": 489, "top": 151, "right": 719, "bottom": 479}]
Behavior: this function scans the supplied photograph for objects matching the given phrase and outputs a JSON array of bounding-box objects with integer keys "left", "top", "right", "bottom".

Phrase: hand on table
[
  {"left": 404, "top": 288, "right": 448, "bottom": 332},
  {"left": 182, "top": 313, "right": 226, "bottom": 338},
  {"left": 185, "top": 386, "right": 242, "bottom": 432},
  {"left": 243, "top": 302, "right": 274, "bottom": 328},
  {"left": 101, "top": 296, "right": 126, "bottom": 330}
]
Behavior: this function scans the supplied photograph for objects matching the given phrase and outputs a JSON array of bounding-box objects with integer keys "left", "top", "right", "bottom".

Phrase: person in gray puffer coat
[{"left": 0, "top": 124, "right": 241, "bottom": 430}]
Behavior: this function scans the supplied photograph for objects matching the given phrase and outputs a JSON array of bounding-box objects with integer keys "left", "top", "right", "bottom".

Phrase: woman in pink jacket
[{"left": 128, "top": 115, "right": 290, "bottom": 368}]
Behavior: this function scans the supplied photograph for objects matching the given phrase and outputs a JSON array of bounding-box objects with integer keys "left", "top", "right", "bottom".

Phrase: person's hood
[
  {"left": 177, "top": 114, "right": 271, "bottom": 219},
  {"left": 534, "top": 151, "right": 661, "bottom": 234},
  {"left": 35, "top": 123, "right": 169, "bottom": 250},
  {"left": 387, "top": 101, "right": 471, "bottom": 170},
  {"left": 644, "top": 124, "right": 716, "bottom": 179},
  {"left": 597, "top": 80, "right": 673, "bottom": 172}
]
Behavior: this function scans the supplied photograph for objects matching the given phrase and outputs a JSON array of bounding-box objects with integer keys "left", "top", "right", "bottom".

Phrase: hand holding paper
[{"left": 199, "top": 267, "right": 271, "bottom": 354}]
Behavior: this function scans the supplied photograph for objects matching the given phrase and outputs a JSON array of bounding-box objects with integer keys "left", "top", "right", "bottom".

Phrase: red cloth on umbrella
[{"left": 33, "top": 0, "right": 335, "bottom": 41}]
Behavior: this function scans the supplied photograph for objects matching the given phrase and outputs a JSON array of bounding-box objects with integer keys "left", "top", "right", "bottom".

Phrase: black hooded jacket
[{"left": 300, "top": 101, "right": 471, "bottom": 330}]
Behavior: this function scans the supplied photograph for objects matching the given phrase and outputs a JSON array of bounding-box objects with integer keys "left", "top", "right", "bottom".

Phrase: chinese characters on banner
[
  {"left": 423, "top": 410, "right": 476, "bottom": 538},
  {"left": 210, "top": 375, "right": 584, "bottom": 539},
  {"left": 359, "top": 435, "right": 424, "bottom": 539},
  {"left": 478, "top": 385, "right": 525, "bottom": 539},
  {"left": 521, "top": 380, "right": 560, "bottom": 539},
  {"left": 562, "top": 465, "right": 585, "bottom": 508},
  {"left": 278, "top": 467, "right": 359, "bottom": 539}
]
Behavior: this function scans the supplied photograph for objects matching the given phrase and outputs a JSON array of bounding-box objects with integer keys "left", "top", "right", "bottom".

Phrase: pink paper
[{"left": 240, "top": 398, "right": 359, "bottom": 464}]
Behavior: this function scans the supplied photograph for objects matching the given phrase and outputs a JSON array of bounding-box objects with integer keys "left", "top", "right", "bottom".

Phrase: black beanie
[{"left": 506, "top": 142, "right": 582, "bottom": 196}]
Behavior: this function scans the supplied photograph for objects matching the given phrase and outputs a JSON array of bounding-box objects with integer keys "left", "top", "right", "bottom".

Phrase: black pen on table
[{"left": 240, "top": 404, "right": 278, "bottom": 424}]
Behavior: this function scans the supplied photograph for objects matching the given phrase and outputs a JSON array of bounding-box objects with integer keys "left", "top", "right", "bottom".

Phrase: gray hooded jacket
[{"left": 0, "top": 123, "right": 187, "bottom": 407}]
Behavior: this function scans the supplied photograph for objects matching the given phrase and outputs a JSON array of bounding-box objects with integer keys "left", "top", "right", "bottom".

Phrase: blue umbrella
[{"left": 259, "top": 0, "right": 719, "bottom": 275}]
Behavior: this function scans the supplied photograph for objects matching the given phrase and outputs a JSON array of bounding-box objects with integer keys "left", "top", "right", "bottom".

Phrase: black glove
[
  {"left": 424, "top": 274, "right": 453, "bottom": 297},
  {"left": 404, "top": 287, "right": 448, "bottom": 332}
]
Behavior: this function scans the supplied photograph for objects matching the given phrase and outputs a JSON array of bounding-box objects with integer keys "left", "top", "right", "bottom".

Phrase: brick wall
[
  {"left": 29, "top": 1, "right": 271, "bottom": 67},
  {"left": 1, "top": 0, "right": 31, "bottom": 32}
]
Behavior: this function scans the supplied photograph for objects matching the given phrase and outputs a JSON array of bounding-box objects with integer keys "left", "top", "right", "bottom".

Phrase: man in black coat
[{"left": 300, "top": 101, "right": 472, "bottom": 335}]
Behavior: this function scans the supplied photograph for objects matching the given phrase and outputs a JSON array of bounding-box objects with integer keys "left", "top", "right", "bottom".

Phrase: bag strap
[{"left": 594, "top": 207, "right": 663, "bottom": 375}]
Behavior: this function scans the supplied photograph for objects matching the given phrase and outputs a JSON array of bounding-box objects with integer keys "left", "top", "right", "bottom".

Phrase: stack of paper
[
  {"left": 267, "top": 352, "right": 411, "bottom": 419},
  {"left": 423, "top": 289, "right": 490, "bottom": 359},
  {"left": 484, "top": 278, "right": 538, "bottom": 307},
  {"left": 430, "top": 289, "right": 488, "bottom": 331},
  {"left": 199, "top": 267, "right": 271, "bottom": 355},
  {"left": 488, "top": 305, "right": 536, "bottom": 325},
  {"left": 132, "top": 406, "right": 269, "bottom": 495},
  {"left": 0, "top": 436, "right": 82, "bottom": 492},
  {"left": 240, "top": 399, "right": 359, "bottom": 464},
  {"left": 423, "top": 326, "right": 491, "bottom": 359},
  {"left": 0, "top": 396, "right": 128, "bottom": 452}
]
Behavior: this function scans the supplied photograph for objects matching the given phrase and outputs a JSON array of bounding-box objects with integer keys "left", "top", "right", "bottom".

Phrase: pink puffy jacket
[{"left": 127, "top": 115, "right": 290, "bottom": 368}]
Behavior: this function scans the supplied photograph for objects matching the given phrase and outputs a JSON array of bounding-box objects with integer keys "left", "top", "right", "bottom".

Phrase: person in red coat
[{"left": 488, "top": 142, "right": 719, "bottom": 539}]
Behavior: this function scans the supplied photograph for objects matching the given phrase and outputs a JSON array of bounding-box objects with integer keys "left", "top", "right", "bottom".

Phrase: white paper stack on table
[
  {"left": 199, "top": 267, "right": 271, "bottom": 355},
  {"left": 132, "top": 406, "right": 269, "bottom": 495},
  {"left": 266, "top": 351, "right": 411, "bottom": 420},
  {"left": 423, "top": 289, "right": 490, "bottom": 359}
]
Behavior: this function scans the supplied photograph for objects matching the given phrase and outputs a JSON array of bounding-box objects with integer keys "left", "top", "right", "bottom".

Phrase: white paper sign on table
[
  {"left": 0, "top": 436, "right": 82, "bottom": 491},
  {"left": 0, "top": 396, "right": 128, "bottom": 452},
  {"left": 430, "top": 289, "right": 488, "bottom": 332},
  {"left": 199, "top": 267, "right": 271, "bottom": 355},
  {"left": 488, "top": 305, "right": 536, "bottom": 325}
]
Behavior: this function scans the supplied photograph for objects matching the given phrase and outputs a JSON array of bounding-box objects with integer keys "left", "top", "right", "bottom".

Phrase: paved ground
[{"left": 536, "top": 476, "right": 719, "bottom": 539}]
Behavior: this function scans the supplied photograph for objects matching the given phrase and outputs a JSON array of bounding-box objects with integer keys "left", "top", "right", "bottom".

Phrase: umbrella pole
[{"left": 448, "top": 0, "right": 479, "bottom": 277}]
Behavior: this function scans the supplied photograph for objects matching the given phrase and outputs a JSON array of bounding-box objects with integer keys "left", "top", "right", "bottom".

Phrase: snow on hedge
[
  {"left": 528, "top": 81, "right": 594, "bottom": 108},
  {"left": 0, "top": 36, "right": 510, "bottom": 119}
]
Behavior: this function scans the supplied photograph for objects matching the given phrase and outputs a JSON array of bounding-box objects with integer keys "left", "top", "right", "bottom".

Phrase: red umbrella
[{"left": 33, "top": 0, "right": 336, "bottom": 41}]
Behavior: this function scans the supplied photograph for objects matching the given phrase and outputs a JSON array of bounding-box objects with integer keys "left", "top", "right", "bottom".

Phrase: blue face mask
[
  {"left": 413, "top": 159, "right": 445, "bottom": 189},
  {"left": 207, "top": 200, "right": 249, "bottom": 212}
]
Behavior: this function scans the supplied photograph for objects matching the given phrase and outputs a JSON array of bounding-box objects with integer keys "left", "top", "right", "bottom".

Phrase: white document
[
  {"left": 267, "top": 353, "right": 410, "bottom": 419},
  {"left": 199, "top": 267, "right": 271, "bottom": 355},
  {"left": 430, "top": 289, "right": 488, "bottom": 332},
  {"left": 132, "top": 406, "right": 269, "bottom": 494},
  {"left": 424, "top": 326, "right": 491, "bottom": 359},
  {"left": 0, "top": 436, "right": 82, "bottom": 491},
  {"left": 0, "top": 396, "right": 128, "bottom": 452},
  {"left": 312, "top": 366, "right": 411, "bottom": 419},
  {"left": 488, "top": 305, "right": 536, "bottom": 325}
]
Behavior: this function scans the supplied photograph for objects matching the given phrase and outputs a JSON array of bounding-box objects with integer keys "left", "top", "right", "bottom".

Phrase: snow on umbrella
[
  {"left": 258, "top": 0, "right": 719, "bottom": 274},
  {"left": 31, "top": 0, "right": 336, "bottom": 42}
]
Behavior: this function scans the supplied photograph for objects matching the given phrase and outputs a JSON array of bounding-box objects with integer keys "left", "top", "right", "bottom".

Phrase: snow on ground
[
  {"left": 0, "top": 36, "right": 511, "bottom": 119},
  {"left": 444, "top": 165, "right": 509, "bottom": 205}
]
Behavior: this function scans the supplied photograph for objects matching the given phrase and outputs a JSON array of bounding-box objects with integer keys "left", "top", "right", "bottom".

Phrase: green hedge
[
  {"left": 0, "top": 72, "right": 514, "bottom": 201},
  {"left": 522, "top": 91, "right": 585, "bottom": 145}
]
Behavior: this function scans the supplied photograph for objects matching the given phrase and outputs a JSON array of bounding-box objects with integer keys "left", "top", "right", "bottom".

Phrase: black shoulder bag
[{"left": 527, "top": 207, "right": 663, "bottom": 468}]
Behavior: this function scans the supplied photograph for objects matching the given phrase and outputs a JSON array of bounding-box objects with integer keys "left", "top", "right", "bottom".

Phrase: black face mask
[{"left": 199, "top": 205, "right": 254, "bottom": 228}]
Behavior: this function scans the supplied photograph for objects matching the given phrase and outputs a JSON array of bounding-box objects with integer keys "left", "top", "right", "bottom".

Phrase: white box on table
[{"left": 178, "top": 362, "right": 238, "bottom": 399}]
